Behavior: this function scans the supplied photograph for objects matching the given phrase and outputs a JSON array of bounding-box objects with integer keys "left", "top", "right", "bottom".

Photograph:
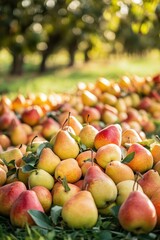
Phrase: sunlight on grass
[{"left": 0, "top": 50, "right": 160, "bottom": 98}]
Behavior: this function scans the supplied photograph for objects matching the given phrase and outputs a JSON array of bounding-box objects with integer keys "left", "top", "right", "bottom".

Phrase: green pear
[
  {"left": 52, "top": 181, "right": 81, "bottom": 206},
  {"left": 62, "top": 190, "right": 98, "bottom": 229},
  {"left": 0, "top": 181, "right": 27, "bottom": 216},
  {"left": 79, "top": 124, "right": 98, "bottom": 148},
  {"left": 36, "top": 147, "right": 61, "bottom": 175},
  {"left": 0, "top": 148, "right": 23, "bottom": 164},
  {"left": 28, "top": 169, "right": 54, "bottom": 190},
  {"left": 10, "top": 190, "right": 44, "bottom": 228},
  {"left": 53, "top": 129, "right": 79, "bottom": 159},
  {"left": 83, "top": 165, "right": 117, "bottom": 208},
  {"left": 118, "top": 191, "right": 157, "bottom": 234}
]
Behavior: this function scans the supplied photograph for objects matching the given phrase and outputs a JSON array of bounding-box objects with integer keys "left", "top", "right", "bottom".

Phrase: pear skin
[{"left": 62, "top": 190, "right": 98, "bottom": 229}]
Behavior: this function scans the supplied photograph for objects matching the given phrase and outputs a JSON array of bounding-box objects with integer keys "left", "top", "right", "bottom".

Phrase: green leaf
[
  {"left": 122, "top": 152, "right": 135, "bottom": 163},
  {"left": 110, "top": 205, "right": 120, "bottom": 218},
  {"left": 61, "top": 176, "right": 70, "bottom": 192},
  {"left": 22, "top": 153, "right": 38, "bottom": 166},
  {"left": 79, "top": 143, "right": 88, "bottom": 152},
  {"left": 138, "top": 139, "right": 155, "bottom": 148},
  {"left": 7, "top": 168, "right": 17, "bottom": 178},
  {"left": 50, "top": 206, "right": 62, "bottom": 225},
  {"left": 21, "top": 164, "right": 37, "bottom": 173},
  {"left": 98, "top": 230, "right": 112, "bottom": 240},
  {"left": 28, "top": 210, "right": 53, "bottom": 230}
]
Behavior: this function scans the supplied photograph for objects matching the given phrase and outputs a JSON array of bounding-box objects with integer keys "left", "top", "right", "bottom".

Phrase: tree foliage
[{"left": 0, "top": 0, "right": 159, "bottom": 75}]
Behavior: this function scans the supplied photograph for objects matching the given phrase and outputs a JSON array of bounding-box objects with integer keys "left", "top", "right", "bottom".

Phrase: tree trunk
[
  {"left": 39, "top": 51, "right": 49, "bottom": 73},
  {"left": 68, "top": 48, "right": 76, "bottom": 67},
  {"left": 10, "top": 53, "right": 24, "bottom": 75}
]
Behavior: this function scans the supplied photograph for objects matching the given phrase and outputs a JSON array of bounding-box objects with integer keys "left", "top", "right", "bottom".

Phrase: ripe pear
[
  {"left": 79, "top": 124, "right": 98, "bottom": 149},
  {"left": 62, "top": 115, "right": 83, "bottom": 136},
  {"left": 118, "top": 191, "right": 157, "bottom": 234},
  {"left": 122, "top": 128, "right": 142, "bottom": 145},
  {"left": 95, "top": 144, "right": 122, "bottom": 169},
  {"left": 76, "top": 150, "right": 96, "bottom": 167},
  {"left": 28, "top": 169, "right": 54, "bottom": 190},
  {"left": 32, "top": 186, "right": 52, "bottom": 213},
  {"left": 105, "top": 161, "right": 135, "bottom": 184},
  {"left": 62, "top": 190, "right": 98, "bottom": 229},
  {"left": 0, "top": 134, "right": 11, "bottom": 150},
  {"left": 0, "top": 168, "right": 7, "bottom": 186},
  {"left": 116, "top": 180, "right": 143, "bottom": 205},
  {"left": 53, "top": 129, "right": 79, "bottom": 159},
  {"left": 151, "top": 188, "right": 160, "bottom": 227},
  {"left": 94, "top": 124, "right": 122, "bottom": 149},
  {"left": 10, "top": 190, "right": 44, "bottom": 228},
  {"left": 138, "top": 169, "right": 160, "bottom": 198},
  {"left": 54, "top": 158, "right": 82, "bottom": 183},
  {"left": 126, "top": 143, "right": 153, "bottom": 173},
  {"left": 8, "top": 119, "right": 28, "bottom": 146},
  {"left": 0, "top": 148, "right": 23, "bottom": 164},
  {"left": 81, "top": 90, "right": 97, "bottom": 107},
  {"left": 0, "top": 181, "right": 27, "bottom": 216},
  {"left": 36, "top": 147, "right": 61, "bottom": 175},
  {"left": 52, "top": 181, "right": 81, "bottom": 206},
  {"left": 83, "top": 165, "right": 117, "bottom": 208}
]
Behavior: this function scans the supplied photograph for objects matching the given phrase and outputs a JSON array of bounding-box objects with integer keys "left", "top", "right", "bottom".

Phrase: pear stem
[
  {"left": 62, "top": 117, "right": 69, "bottom": 130},
  {"left": 86, "top": 114, "right": 90, "bottom": 125},
  {"left": 133, "top": 172, "right": 143, "bottom": 191},
  {"left": 31, "top": 135, "right": 38, "bottom": 148}
]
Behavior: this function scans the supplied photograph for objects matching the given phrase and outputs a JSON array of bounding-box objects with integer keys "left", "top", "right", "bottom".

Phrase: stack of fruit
[{"left": 0, "top": 73, "right": 160, "bottom": 235}]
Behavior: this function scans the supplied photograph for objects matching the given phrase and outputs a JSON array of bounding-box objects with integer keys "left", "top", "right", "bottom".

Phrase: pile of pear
[
  {"left": 0, "top": 73, "right": 160, "bottom": 234},
  {"left": 0, "top": 117, "right": 160, "bottom": 234}
]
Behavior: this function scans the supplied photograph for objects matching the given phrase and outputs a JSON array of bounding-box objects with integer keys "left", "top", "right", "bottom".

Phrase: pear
[
  {"left": 118, "top": 191, "right": 157, "bottom": 234},
  {"left": 62, "top": 115, "right": 83, "bottom": 136},
  {"left": 138, "top": 169, "right": 160, "bottom": 198},
  {"left": 0, "top": 181, "right": 27, "bottom": 216},
  {"left": 79, "top": 124, "right": 98, "bottom": 149},
  {"left": 0, "top": 148, "right": 23, "bottom": 164},
  {"left": 54, "top": 158, "right": 82, "bottom": 183},
  {"left": 10, "top": 190, "right": 44, "bottom": 228},
  {"left": 36, "top": 147, "right": 61, "bottom": 175},
  {"left": 53, "top": 129, "right": 79, "bottom": 159},
  {"left": 8, "top": 119, "right": 28, "bottom": 146},
  {"left": 52, "top": 181, "right": 81, "bottom": 206},
  {"left": 83, "top": 165, "right": 117, "bottom": 208},
  {"left": 81, "top": 90, "right": 98, "bottom": 107},
  {"left": 28, "top": 169, "right": 54, "bottom": 190},
  {"left": 62, "top": 190, "right": 98, "bottom": 229},
  {"left": 94, "top": 124, "right": 122, "bottom": 149}
]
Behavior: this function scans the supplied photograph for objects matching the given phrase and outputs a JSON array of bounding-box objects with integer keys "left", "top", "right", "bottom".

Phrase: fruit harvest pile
[{"left": 0, "top": 73, "right": 160, "bottom": 238}]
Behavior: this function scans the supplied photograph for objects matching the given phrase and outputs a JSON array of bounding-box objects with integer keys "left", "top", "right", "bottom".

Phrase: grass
[{"left": 0, "top": 50, "right": 160, "bottom": 98}]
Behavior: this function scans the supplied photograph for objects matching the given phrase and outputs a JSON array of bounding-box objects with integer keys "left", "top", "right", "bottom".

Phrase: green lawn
[{"left": 0, "top": 50, "right": 160, "bottom": 98}]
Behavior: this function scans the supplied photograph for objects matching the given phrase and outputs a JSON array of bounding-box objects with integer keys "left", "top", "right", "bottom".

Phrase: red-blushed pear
[
  {"left": 118, "top": 191, "right": 157, "bottom": 234},
  {"left": 36, "top": 147, "right": 61, "bottom": 175},
  {"left": 32, "top": 186, "right": 52, "bottom": 213},
  {"left": 95, "top": 144, "right": 122, "bottom": 169},
  {"left": 79, "top": 123, "right": 98, "bottom": 149},
  {"left": 121, "top": 128, "right": 142, "bottom": 146},
  {"left": 126, "top": 143, "right": 153, "bottom": 173},
  {"left": 61, "top": 190, "right": 98, "bottom": 229},
  {"left": 116, "top": 179, "right": 143, "bottom": 205},
  {"left": 10, "top": 190, "right": 44, "bottom": 228},
  {"left": 153, "top": 161, "right": 160, "bottom": 174},
  {"left": 76, "top": 150, "right": 96, "bottom": 167},
  {"left": 94, "top": 124, "right": 122, "bottom": 150},
  {"left": 81, "top": 106, "right": 101, "bottom": 123},
  {"left": 28, "top": 169, "right": 54, "bottom": 190},
  {"left": 74, "top": 179, "right": 84, "bottom": 189},
  {"left": 137, "top": 169, "right": 160, "bottom": 199},
  {"left": 53, "top": 128, "right": 79, "bottom": 160},
  {"left": 52, "top": 181, "right": 81, "bottom": 206},
  {"left": 105, "top": 161, "right": 135, "bottom": 184},
  {"left": 21, "top": 106, "right": 42, "bottom": 127},
  {"left": 54, "top": 158, "right": 82, "bottom": 183},
  {"left": 151, "top": 188, "right": 160, "bottom": 227},
  {"left": 0, "top": 181, "right": 27, "bottom": 216},
  {"left": 81, "top": 161, "right": 102, "bottom": 177},
  {"left": 41, "top": 117, "right": 60, "bottom": 140},
  {"left": 83, "top": 165, "right": 117, "bottom": 208}
]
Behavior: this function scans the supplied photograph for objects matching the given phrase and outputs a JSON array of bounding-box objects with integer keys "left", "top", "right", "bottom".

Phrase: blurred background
[{"left": 0, "top": 0, "right": 160, "bottom": 96}]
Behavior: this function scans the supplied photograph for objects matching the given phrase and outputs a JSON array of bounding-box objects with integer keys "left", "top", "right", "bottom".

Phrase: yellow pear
[
  {"left": 79, "top": 124, "right": 98, "bottom": 149},
  {"left": 53, "top": 129, "right": 79, "bottom": 160},
  {"left": 0, "top": 148, "right": 23, "bottom": 164},
  {"left": 36, "top": 147, "right": 61, "bottom": 175},
  {"left": 62, "top": 190, "right": 98, "bottom": 229}
]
